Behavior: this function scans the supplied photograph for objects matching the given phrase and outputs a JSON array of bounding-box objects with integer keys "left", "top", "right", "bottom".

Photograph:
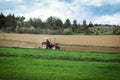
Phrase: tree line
[{"left": 0, "top": 12, "right": 120, "bottom": 35}]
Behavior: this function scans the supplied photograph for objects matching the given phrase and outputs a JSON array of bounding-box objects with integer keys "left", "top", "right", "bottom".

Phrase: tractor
[{"left": 41, "top": 37, "right": 60, "bottom": 50}]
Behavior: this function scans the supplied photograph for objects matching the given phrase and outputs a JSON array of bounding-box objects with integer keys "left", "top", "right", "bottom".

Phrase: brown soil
[
  {"left": 0, "top": 39, "right": 120, "bottom": 52},
  {"left": 0, "top": 40, "right": 35, "bottom": 48},
  {"left": 0, "top": 33, "right": 120, "bottom": 47}
]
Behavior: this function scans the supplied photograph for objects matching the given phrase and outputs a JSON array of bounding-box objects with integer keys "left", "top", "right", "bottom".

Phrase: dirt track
[{"left": 0, "top": 40, "right": 120, "bottom": 52}]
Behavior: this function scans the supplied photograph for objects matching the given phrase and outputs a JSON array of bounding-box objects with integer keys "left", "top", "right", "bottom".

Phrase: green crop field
[{"left": 0, "top": 47, "right": 120, "bottom": 80}]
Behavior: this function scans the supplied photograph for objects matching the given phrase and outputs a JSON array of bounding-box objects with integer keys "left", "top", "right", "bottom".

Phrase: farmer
[{"left": 46, "top": 39, "right": 50, "bottom": 47}]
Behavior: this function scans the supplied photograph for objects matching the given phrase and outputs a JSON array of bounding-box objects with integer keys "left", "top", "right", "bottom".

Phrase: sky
[{"left": 0, "top": 0, "right": 120, "bottom": 25}]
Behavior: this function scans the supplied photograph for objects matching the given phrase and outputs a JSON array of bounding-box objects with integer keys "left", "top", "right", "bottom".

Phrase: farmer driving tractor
[{"left": 46, "top": 39, "right": 50, "bottom": 47}]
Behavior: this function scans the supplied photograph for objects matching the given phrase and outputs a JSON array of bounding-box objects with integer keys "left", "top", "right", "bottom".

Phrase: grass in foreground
[
  {"left": 0, "top": 47, "right": 120, "bottom": 62},
  {"left": 0, "top": 47, "right": 120, "bottom": 80}
]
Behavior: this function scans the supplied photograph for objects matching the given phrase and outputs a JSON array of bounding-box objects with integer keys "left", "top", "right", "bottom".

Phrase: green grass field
[{"left": 0, "top": 47, "right": 120, "bottom": 80}]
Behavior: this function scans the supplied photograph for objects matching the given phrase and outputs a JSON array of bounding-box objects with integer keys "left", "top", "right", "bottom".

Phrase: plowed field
[{"left": 0, "top": 33, "right": 120, "bottom": 52}]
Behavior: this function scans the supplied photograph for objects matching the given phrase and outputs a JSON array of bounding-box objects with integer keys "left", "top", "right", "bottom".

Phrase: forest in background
[{"left": 0, "top": 13, "right": 120, "bottom": 35}]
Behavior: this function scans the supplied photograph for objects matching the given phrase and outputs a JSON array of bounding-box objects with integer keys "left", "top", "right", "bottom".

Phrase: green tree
[
  {"left": 73, "top": 19, "right": 77, "bottom": 28},
  {"left": 64, "top": 18, "right": 71, "bottom": 28},
  {"left": 88, "top": 21, "right": 93, "bottom": 27},
  {"left": 72, "top": 19, "right": 77, "bottom": 33},
  {"left": 5, "top": 14, "right": 17, "bottom": 32},
  {"left": 34, "top": 18, "right": 42, "bottom": 28},
  {"left": 29, "top": 18, "right": 34, "bottom": 27},
  {"left": 16, "top": 16, "right": 25, "bottom": 27},
  {"left": 112, "top": 26, "right": 120, "bottom": 35},
  {"left": 0, "top": 12, "right": 6, "bottom": 29},
  {"left": 54, "top": 18, "right": 63, "bottom": 29},
  {"left": 46, "top": 16, "right": 56, "bottom": 29},
  {"left": 83, "top": 20, "right": 87, "bottom": 28},
  {"left": 82, "top": 20, "right": 90, "bottom": 35}
]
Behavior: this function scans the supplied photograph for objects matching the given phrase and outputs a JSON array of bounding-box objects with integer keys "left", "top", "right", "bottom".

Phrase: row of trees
[
  {"left": 0, "top": 13, "right": 25, "bottom": 32},
  {"left": 0, "top": 12, "right": 120, "bottom": 35}
]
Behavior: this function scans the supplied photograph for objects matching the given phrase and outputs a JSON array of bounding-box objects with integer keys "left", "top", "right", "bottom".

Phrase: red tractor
[{"left": 41, "top": 37, "right": 60, "bottom": 50}]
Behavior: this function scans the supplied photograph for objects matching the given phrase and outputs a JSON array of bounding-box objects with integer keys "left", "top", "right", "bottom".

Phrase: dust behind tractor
[{"left": 41, "top": 37, "right": 60, "bottom": 50}]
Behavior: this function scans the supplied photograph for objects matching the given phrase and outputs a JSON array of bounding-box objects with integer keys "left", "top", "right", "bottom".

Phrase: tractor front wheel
[
  {"left": 52, "top": 46, "right": 57, "bottom": 50},
  {"left": 52, "top": 46, "right": 60, "bottom": 50}
]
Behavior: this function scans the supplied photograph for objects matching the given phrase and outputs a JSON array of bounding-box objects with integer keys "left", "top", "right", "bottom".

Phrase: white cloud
[
  {"left": 93, "top": 13, "right": 120, "bottom": 25},
  {"left": 13, "top": 0, "right": 88, "bottom": 23},
  {"left": 75, "top": 0, "right": 103, "bottom": 7},
  {"left": 32, "top": 0, "right": 90, "bottom": 23},
  {"left": 1, "top": 0, "right": 120, "bottom": 25},
  {"left": 3, "top": 0, "right": 23, "bottom": 3}
]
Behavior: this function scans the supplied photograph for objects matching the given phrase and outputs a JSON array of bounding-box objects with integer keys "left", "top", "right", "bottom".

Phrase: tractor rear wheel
[{"left": 42, "top": 43, "right": 48, "bottom": 49}]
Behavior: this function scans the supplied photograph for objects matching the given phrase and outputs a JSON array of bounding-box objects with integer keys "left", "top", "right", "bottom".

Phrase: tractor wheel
[
  {"left": 42, "top": 43, "right": 47, "bottom": 49},
  {"left": 52, "top": 46, "right": 57, "bottom": 50},
  {"left": 57, "top": 46, "right": 60, "bottom": 49}
]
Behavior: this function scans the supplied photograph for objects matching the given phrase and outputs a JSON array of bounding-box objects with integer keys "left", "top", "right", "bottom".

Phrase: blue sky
[{"left": 0, "top": 0, "right": 120, "bottom": 25}]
